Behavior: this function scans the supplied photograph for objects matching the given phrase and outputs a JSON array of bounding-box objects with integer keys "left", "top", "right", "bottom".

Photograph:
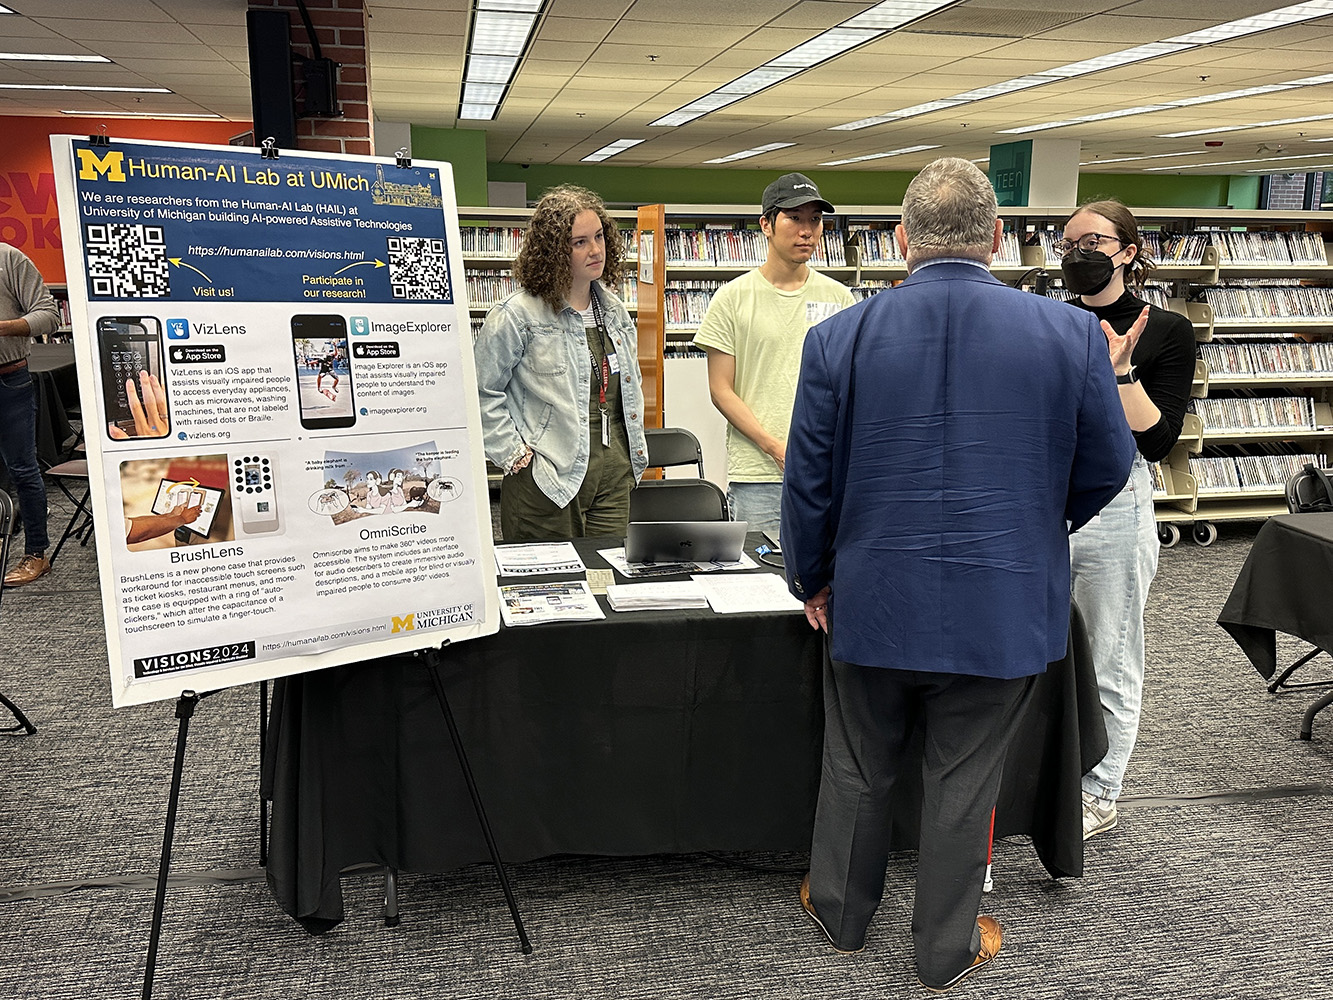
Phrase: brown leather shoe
[
  {"left": 3, "top": 554, "right": 51, "bottom": 588},
  {"left": 799, "top": 873, "right": 864, "bottom": 955},
  {"left": 920, "top": 916, "right": 1003, "bottom": 992}
]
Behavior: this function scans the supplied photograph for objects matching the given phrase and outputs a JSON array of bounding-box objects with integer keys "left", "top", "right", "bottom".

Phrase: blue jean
[
  {"left": 1070, "top": 454, "right": 1158, "bottom": 802},
  {"left": 0, "top": 365, "right": 48, "bottom": 555},
  {"left": 726, "top": 481, "right": 781, "bottom": 535}
]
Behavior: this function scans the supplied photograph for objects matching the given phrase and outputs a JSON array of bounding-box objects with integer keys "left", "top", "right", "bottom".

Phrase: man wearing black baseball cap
[{"left": 693, "top": 172, "right": 853, "bottom": 533}]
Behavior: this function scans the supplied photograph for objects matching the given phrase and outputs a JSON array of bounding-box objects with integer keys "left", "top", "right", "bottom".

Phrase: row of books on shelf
[
  {"left": 1200, "top": 340, "right": 1333, "bottom": 376},
  {"left": 665, "top": 228, "right": 849, "bottom": 267},
  {"left": 1193, "top": 395, "right": 1319, "bottom": 431},
  {"left": 461, "top": 226, "right": 637, "bottom": 259},
  {"left": 1031, "top": 230, "right": 1329, "bottom": 267},
  {"left": 1186, "top": 453, "right": 1323, "bottom": 493},
  {"left": 846, "top": 229, "right": 1024, "bottom": 267},
  {"left": 1044, "top": 284, "right": 1170, "bottom": 309},
  {"left": 465, "top": 271, "right": 637, "bottom": 308},
  {"left": 1200, "top": 284, "right": 1333, "bottom": 321}
]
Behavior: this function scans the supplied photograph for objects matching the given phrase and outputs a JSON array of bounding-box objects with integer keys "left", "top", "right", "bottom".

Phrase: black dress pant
[{"left": 807, "top": 655, "right": 1036, "bottom": 986}]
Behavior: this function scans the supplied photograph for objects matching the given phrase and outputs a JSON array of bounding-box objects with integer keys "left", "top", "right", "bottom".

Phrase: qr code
[
  {"left": 386, "top": 237, "right": 452, "bottom": 302},
  {"left": 85, "top": 224, "right": 171, "bottom": 298}
]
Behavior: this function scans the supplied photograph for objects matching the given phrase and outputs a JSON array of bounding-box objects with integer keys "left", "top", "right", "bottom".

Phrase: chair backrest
[
  {"left": 629, "top": 479, "right": 728, "bottom": 523},
  {"left": 0, "top": 488, "right": 14, "bottom": 540},
  {"left": 644, "top": 427, "right": 705, "bottom": 478}
]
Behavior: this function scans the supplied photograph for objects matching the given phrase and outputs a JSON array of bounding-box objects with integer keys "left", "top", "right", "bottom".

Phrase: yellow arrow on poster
[
  {"left": 334, "top": 259, "right": 386, "bottom": 275},
  {"left": 168, "top": 258, "right": 212, "bottom": 282}
]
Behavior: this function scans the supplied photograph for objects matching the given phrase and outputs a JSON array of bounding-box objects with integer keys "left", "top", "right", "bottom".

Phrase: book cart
[{"left": 461, "top": 205, "right": 1333, "bottom": 545}]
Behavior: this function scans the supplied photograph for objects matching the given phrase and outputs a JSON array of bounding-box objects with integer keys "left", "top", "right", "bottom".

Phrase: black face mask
[{"left": 1061, "top": 248, "right": 1118, "bottom": 297}]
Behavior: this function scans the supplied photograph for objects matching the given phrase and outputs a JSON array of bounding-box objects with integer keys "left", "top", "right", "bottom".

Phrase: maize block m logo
[
  {"left": 392, "top": 613, "right": 416, "bottom": 633},
  {"left": 77, "top": 149, "right": 126, "bottom": 182}
]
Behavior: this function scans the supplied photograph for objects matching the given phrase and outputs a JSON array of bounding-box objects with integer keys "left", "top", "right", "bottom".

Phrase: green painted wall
[
  {"left": 411, "top": 126, "right": 488, "bottom": 206},
  {"left": 488, "top": 160, "right": 1259, "bottom": 211},
  {"left": 487, "top": 162, "right": 915, "bottom": 210}
]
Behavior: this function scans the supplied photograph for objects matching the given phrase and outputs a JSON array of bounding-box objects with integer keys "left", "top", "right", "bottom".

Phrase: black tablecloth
[
  {"left": 263, "top": 537, "right": 1105, "bottom": 934},
  {"left": 1218, "top": 513, "right": 1333, "bottom": 680},
  {"left": 27, "top": 344, "right": 75, "bottom": 469}
]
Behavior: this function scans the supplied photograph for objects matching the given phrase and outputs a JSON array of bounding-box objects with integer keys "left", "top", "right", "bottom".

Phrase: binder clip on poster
[{"left": 261, "top": 137, "right": 280, "bottom": 160}]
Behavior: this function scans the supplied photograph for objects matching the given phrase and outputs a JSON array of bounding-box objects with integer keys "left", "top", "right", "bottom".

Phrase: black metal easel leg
[
  {"left": 1299, "top": 689, "right": 1333, "bottom": 740},
  {"left": 259, "top": 679, "right": 269, "bottom": 868},
  {"left": 424, "top": 650, "right": 533, "bottom": 954},
  {"left": 0, "top": 691, "right": 37, "bottom": 735},
  {"left": 143, "top": 690, "right": 201, "bottom": 1000}
]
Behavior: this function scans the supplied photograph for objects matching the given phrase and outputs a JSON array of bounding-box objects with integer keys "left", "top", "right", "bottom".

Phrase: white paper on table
[
  {"left": 606, "top": 580, "right": 710, "bottom": 611},
  {"left": 497, "top": 581, "right": 606, "bottom": 626},
  {"left": 597, "top": 546, "right": 758, "bottom": 578},
  {"left": 689, "top": 572, "right": 805, "bottom": 615},
  {"left": 494, "top": 541, "right": 586, "bottom": 576}
]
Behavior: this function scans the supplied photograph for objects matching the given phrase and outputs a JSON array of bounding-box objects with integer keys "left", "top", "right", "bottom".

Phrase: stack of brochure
[{"left": 605, "top": 581, "right": 710, "bottom": 612}]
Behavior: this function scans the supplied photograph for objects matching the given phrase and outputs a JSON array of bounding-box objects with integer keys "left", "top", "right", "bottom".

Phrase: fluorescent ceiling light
[
  {"left": 1144, "top": 152, "right": 1333, "bottom": 170},
  {"left": 704, "top": 142, "right": 796, "bottom": 164},
  {"left": 0, "top": 5, "right": 14, "bottom": 12},
  {"left": 459, "top": 103, "right": 498, "bottom": 121},
  {"left": 1247, "top": 163, "right": 1333, "bottom": 172},
  {"left": 833, "top": 1, "right": 1333, "bottom": 132},
  {"left": 0, "top": 52, "right": 110, "bottom": 63},
  {"left": 60, "top": 110, "right": 222, "bottom": 120},
  {"left": 1080, "top": 151, "right": 1208, "bottom": 166},
  {"left": 649, "top": 0, "right": 960, "bottom": 128},
  {"left": 820, "top": 144, "right": 940, "bottom": 166},
  {"left": 1306, "top": 137, "right": 1333, "bottom": 142},
  {"left": 1157, "top": 113, "right": 1333, "bottom": 138},
  {"left": 471, "top": 11, "right": 537, "bottom": 57},
  {"left": 1002, "top": 72, "right": 1333, "bottom": 135},
  {"left": 0, "top": 83, "right": 170, "bottom": 93},
  {"left": 459, "top": 1, "right": 545, "bottom": 124},
  {"left": 582, "top": 138, "right": 644, "bottom": 163}
]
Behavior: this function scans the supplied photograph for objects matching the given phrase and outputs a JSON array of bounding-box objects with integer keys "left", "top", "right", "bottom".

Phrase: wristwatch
[{"left": 1116, "top": 367, "right": 1139, "bottom": 385}]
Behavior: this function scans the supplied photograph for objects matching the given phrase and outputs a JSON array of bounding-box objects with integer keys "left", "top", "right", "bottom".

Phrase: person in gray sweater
[{"left": 0, "top": 242, "right": 62, "bottom": 587}]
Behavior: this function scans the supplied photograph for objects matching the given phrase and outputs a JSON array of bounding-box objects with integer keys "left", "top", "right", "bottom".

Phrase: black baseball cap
[{"left": 762, "top": 172, "right": 835, "bottom": 215}]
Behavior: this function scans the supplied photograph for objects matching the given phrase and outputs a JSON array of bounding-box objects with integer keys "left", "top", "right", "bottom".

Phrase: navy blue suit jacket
[{"left": 781, "top": 262, "right": 1135, "bottom": 679}]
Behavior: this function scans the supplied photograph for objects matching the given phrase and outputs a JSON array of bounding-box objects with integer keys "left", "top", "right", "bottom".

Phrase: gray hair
[{"left": 900, "top": 157, "right": 998, "bottom": 264}]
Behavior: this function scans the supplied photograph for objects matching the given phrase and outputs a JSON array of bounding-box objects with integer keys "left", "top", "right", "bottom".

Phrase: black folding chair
[
  {"left": 45, "top": 458, "right": 94, "bottom": 563},
  {"left": 644, "top": 427, "right": 706, "bottom": 478},
  {"left": 629, "top": 478, "right": 728, "bottom": 522},
  {"left": 0, "top": 488, "right": 37, "bottom": 735}
]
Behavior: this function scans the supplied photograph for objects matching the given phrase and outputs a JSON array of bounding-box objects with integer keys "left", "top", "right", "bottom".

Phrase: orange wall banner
[{"left": 0, "top": 116, "right": 249, "bottom": 283}]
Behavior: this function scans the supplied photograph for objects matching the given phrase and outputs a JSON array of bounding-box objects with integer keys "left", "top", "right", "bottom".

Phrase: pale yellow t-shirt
[{"left": 693, "top": 268, "right": 855, "bottom": 482}]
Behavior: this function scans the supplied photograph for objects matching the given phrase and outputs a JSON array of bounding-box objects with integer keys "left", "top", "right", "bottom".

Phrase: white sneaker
[{"left": 1081, "top": 791, "right": 1118, "bottom": 840}]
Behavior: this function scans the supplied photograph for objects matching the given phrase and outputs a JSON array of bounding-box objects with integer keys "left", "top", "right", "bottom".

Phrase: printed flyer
[{"left": 50, "top": 136, "right": 498, "bottom": 707}]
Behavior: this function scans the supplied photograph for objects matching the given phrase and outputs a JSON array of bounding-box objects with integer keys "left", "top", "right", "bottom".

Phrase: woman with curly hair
[
  {"left": 1059, "top": 199, "right": 1196, "bottom": 840},
  {"left": 473, "top": 184, "right": 648, "bottom": 541}
]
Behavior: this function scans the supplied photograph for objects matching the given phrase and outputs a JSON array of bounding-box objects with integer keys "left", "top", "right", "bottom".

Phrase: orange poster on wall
[{"left": 0, "top": 116, "right": 248, "bottom": 283}]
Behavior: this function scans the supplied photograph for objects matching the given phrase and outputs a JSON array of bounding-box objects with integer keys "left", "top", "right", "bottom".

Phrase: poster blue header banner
[{"left": 70, "top": 141, "right": 454, "bottom": 304}]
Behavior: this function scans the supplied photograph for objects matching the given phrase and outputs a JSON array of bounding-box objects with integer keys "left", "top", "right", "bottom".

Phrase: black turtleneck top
[{"left": 1073, "top": 290, "right": 1197, "bottom": 463}]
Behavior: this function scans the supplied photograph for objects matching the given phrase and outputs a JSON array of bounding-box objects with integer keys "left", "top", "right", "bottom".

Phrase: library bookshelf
[{"left": 463, "top": 205, "right": 1333, "bottom": 539}]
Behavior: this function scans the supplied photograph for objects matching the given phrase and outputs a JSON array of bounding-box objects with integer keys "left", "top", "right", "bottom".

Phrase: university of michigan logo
[{"left": 76, "top": 148, "right": 126, "bottom": 182}]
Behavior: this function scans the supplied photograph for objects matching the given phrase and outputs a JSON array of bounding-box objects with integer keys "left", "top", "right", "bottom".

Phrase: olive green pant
[{"left": 500, "top": 426, "right": 634, "bottom": 542}]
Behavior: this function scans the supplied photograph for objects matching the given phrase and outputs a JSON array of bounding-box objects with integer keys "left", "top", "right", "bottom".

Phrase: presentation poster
[{"left": 50, "top": 136, "right": 498, "bottom": 707}]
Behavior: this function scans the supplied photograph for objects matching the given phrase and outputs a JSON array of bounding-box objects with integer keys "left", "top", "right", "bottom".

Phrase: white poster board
[{"left": 50, "top": 136, "right": 498, "bottom": 707}]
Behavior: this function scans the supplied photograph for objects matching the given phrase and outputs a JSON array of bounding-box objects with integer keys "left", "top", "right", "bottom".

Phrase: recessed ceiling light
[
  {"left": 1079, "top": 151, "right": 1208, "bottom": 166},
  {"left": 0, "top": 52, "right": 110, "bottom": 63},
  {"left": 582, "top": 138, "right": 645, "bottom": 163},
  {"left": 1157, "top": 113, "right": 1333, "bottom": 138},
  {"left": 703, "top": 142, "right": 796, "bottom": 164},
  {"left": 60, "top": 110, "right": 223, "bottom": 120},
  {"left": 0, "top": 83, "right": 170, "bottom": 93},
  {"left": 1144, "top": 152, "right": 1333, "bottom": 170},
  {"left": 458, "top": 1, "right": 546, "bottom": 121},
  {"left": 820, "top": 144, "right": 940, "bottom": 166}
]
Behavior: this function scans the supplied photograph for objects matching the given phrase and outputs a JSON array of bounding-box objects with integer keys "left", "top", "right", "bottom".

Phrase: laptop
[{"left": 625, "top": 520, "right": 749, "bottom": 564}]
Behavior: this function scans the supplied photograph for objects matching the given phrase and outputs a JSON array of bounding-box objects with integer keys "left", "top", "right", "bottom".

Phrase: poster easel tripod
[{"left": 0, "top": 488, "right": 38, "bottom": 736}]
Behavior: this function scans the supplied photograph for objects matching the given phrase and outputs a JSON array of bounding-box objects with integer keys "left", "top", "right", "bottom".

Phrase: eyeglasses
[{"left": 1053, "top": 233, "right": 1123, "bottom": 256}]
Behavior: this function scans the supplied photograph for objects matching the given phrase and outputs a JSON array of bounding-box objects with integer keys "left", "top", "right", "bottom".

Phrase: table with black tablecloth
[
  {"left": 263, "top": 536, "right": 1106, "bottom": 934},
  {"left": 27, "top": 343, "right": 76, "bottom": 469},
  {"left": 1218, "top": 513, "right": 1333, "bottom": 736}
]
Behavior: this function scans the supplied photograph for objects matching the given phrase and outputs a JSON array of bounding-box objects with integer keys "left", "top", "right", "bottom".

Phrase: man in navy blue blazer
[{"left": 782, "top": 157, "right": 1136, "bottom": 992}]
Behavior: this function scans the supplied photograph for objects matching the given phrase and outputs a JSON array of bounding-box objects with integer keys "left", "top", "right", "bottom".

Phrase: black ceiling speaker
[{"left": 246, "top": 9, "right": 297, "bottom": 149}]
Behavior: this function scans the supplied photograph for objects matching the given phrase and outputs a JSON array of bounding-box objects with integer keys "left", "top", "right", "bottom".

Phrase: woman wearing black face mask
[{"left": 1060, "top": 200, "right": 1196, "bottom": 843}]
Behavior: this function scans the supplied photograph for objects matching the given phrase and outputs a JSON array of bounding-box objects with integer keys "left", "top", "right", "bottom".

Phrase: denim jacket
[{"left": 473, "top": 284, "right": 648, "bottom": 508}]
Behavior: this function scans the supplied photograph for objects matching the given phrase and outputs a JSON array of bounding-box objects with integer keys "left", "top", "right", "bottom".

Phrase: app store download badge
[
  {"left": 350, "top": 315, "right": 370, "bottom": 336},
  {"left": 166, "top": 318, "right": 189, "bottom": 340}
]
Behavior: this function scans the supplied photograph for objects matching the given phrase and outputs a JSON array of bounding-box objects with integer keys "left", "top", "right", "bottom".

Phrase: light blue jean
[
  {"left": 726, "top": 481, "right": 782, "bottom": 535},
  {"left": 1070, "top": 454, "right": 1158, "bottom": 802}
]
